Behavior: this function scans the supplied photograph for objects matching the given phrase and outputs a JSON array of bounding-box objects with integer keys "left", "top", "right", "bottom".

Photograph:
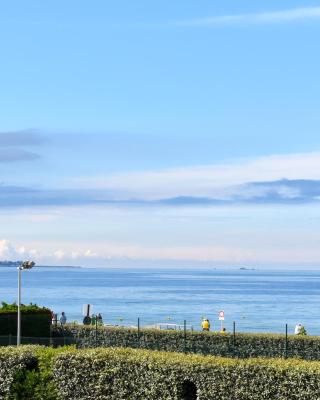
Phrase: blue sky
[{"left": 1, "top": 1, "right": 320, "bottom": 267}]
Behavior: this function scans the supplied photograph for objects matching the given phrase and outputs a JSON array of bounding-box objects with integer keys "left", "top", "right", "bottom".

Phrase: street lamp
[{"left": 17, "top": 261, "right": 35, "bottom": 345}]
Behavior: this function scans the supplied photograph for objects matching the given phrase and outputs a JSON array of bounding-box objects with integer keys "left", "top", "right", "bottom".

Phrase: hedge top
[
  {"left": 0, "top": 301, "right": 52, "bottom": 315},
  {"left": 19, "top": 345, "right": 320, "bottom": 373},
  {"left": 60, "top": 323, "right": 319, "bottom": 341}
]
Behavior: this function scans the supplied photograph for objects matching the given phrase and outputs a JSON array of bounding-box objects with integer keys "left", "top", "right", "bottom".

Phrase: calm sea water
[{"left": 0, "top": 266, "right": 319, "bottom": 335}]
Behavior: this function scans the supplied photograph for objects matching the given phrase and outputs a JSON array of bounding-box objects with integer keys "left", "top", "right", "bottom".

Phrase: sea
[{"left": 0, "top": 266, "right": 320, "bottom": 335}]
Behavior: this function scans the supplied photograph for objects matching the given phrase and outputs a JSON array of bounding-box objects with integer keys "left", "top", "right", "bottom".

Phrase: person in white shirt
[
  {"left": 294, "top": 323, "right": 303, "bottom": 335},
  {"left": 60, "top": 311, "right": 67, "bottom": 326}
]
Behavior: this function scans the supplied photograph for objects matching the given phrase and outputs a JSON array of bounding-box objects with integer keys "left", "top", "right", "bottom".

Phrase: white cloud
[
  {"left": 175, "top": 6, "right": 320, "bottom": 27},
  {"left": 73, "top": 152, "right": 320, "bottom": 200},
  {"left": 0, "top": 239, "right": 255, "bottom": 266},
  {"left": 0, "top": 240, "right": 19, "bottom": 259},
  {"left": 0, "top": 239, "right": 38, "bottom": 260},
  {"left": 3, "top": 232, "right": 320, "bottom": 267}
]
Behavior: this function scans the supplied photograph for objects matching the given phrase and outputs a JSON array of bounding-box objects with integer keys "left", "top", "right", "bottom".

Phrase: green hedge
[
  {"left": 53, "top": 324, "right": 320, "bottom": 360},
  {"left": 0, "top": 346, "right": 36, "bottom": 399},
  {"left": 0, "top": 346, "right": 71, "bottom": 400},
  {"left": 2, "top": 346, "right": 320, "bottom": 399},
  {"left": 52, "top": 348, "right": 320, "bottom": 400},
  {"left": 0, "top": 303, "right": 52, "bottom": 338},
  {"left": 0, "top": 303, "right": 51, "bottom": 315}
]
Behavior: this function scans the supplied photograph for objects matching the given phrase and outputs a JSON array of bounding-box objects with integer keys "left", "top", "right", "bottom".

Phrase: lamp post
[{"left": 17, "top": 261, "right": 35, "bottom": 345}]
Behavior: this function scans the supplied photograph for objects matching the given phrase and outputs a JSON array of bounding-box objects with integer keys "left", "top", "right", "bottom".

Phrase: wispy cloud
[
  {"left": 2, "top": 152, "right": 320, "bottom": 206},
  {"left": 0, "top": 149, "right": 40, "bottom": 163},
  {"left": 0, "top": 129, "right": 45, "bottom": 162},
  {"left": 73, "top": 152, "right": 320, "bottom": 200},
  {"left": 0, "top": 129, "right": 46, "bottom": 147},
  {"left": 175, "top": 6, "right": 320, "bottom": 27},
  {"left": 1, "top": 179, "right": 320, "bottom": 207}
]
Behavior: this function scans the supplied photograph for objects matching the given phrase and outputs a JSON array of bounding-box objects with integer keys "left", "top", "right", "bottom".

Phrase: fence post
[
  {"left": 137, "top": 317, "right": 140, "bottom": 348},
  {"left": 284, "top": 324, "right": 288, "bottom": 359},
  {"left": 95, "top": 318, "right": 98, "bottom": 347},
  {"left": 184, "top": 320, "right": 187, "bottom": 353},
  {"left": 233, "top": 321, "right": 236, "bottom": 356},
  {"left": 9, "top": 334, "right": 12, "bottom": 346}
]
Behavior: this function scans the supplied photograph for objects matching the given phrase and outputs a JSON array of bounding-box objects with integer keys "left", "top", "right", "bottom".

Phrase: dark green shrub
[
  {"left": 0, "top": 303, "right": 52, "bottom": 338},
  {"left": 0, "top": 346, "right": 37, "bottom": 399},
  {"left": 2, "top": 345, "right": 320, "bottom": 399},
  {"left": 53, "top": 324, "right": 320, "bottom": 360},
  {"left": 0, "top": 346, "right": 73, "bottom": 400},
  {"left": 52, "top": 347, "right": 320, "bottom": 400}
]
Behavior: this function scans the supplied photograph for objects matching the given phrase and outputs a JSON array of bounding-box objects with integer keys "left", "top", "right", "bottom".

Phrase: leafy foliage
[
  {"left": 0, "top": 302, "right": 52, "bottom": 338},
  {"left": 53, "top": 324, "right": 320, "bottom": 360},
  {"left": 0, "top": 302, "right": 51, "bottom": 315},
  {"left": 53, "top": 347, "right": 320, "bottom": 400},
  {"left": 0, "top": 346, "right": 37, "bottom": 399},
  {"left": 2, "top": 346, "right": 320, "bottom": 399}
]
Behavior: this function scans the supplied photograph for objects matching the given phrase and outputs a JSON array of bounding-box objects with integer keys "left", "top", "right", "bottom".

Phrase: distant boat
[{"left": 239, "top": 267, "right": 255, "bottom": 271}]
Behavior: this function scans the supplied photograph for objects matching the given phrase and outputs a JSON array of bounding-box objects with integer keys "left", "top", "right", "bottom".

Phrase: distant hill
[
  {"left": 0, "top": 261, "right": 81, "bottom": 268},
  {"left": 0, "top": 261, "right": 22, "bottom": 267}
]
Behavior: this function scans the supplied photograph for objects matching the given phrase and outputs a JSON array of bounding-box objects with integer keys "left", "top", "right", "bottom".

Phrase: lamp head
[{"left": 19, "top": 261, "right": 35, "bottom": 270}]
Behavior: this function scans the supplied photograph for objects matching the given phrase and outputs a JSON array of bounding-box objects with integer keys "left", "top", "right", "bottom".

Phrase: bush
[
  {"left": 2, "top": 346, "right": 320, "bottom": 399},
  {"left": 0, "top": 346, "right": 36, "bottom": 399},
  {"left": 53, "top": 324, "right": 320, "bottom": 360},
  {"left": 0, "top": 302, "right": 52, "bottom": 338},
  {"left": 8, "top": 347, "right": 70, "bottom": 400},
  {"left": 52, "top": 347, "right": 320, "bottom": 400},
  {"left": 0, "top": 302, "right": 51, "bottom": 315},
  {"left": 0, "top": 346, "right": 74, "bottom": 400}
]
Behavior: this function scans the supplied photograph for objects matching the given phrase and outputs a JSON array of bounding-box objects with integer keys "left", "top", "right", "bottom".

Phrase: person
[
  {"left": 97, "top": 313, "right": 103, "bottom": 326},
  {"left": 51, "top": 312, "right": 58, "bottom": 326},
  {"left": 221, "top": 327, "right": 227, "bottom": 334},
  {"left": 83, "top": 315, "right": 91, "bottom": 325},
  {"left": 60, "top": 311, "right": 67, "bottom": 326},
  {"left": 201, "top": 318, "right": 210, "bottom": 332},
  {"left": 295, "top": 323, "right": 307, "bottom": 335}
]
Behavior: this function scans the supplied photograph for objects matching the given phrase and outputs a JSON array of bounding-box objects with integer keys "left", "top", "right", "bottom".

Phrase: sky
[{"left": 0, "top": 1, "right": 320, "bottom": 267}]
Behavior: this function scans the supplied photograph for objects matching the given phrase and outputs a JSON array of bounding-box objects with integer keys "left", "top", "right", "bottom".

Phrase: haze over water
[{"left": 1, "top": 266, "right": 319, "bottom": 335}]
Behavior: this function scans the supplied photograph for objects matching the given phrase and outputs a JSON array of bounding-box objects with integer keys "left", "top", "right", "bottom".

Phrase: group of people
[
  {"left": 83, "top": 313, "right": 103, "bottom": 326},
  {"left": 91, "top": 313, "right": 103, "bottom": 326},
  {"left": 201, "top": 318, "right": 226, "bottom": 333},
  {"left": 51, "top": 311, "right": 67, "bottom": 326},
  {"left": 54, "top": 312, "right": 307, "bottom": 335},
  {"left": 202, "top": 319, "right": 308, "bottom": 335},
  {"left": 52, "top": 311, "right": 105, "bottom": 327}
]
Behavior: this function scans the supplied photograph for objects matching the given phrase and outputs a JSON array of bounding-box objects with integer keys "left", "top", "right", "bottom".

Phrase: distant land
[
  {"left": 0, "top": 261, "right": 81, "bottom": 269},
  {"left": 0, "top": 261, "right": 22, "bottom": 267}
]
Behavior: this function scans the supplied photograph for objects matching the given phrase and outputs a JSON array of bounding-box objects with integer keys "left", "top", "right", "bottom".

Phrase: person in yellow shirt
[{"left": 201, "top": 318, "right": 210, "bottom": 331}]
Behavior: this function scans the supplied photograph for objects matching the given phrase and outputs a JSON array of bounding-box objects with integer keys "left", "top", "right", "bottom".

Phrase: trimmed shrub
[
  {"left": 2, "top": 346, "right": 320, "bottom": 399},
  {"left": 53, "top": 324, "right": 320, "bottom": 360},
  {"left": 0, "top": 303, "right": 52, "bottom": 338},
  {"left": 0, "top": 346, "right": 74, "bottom": 400},
  {"left": 52, "top": 347, "right": 320, "bottom": 400},
  {"left": 8, "top": 347, "right": 71, "bottom": 400},
  {"left": 0, "top": 346, "right": 36, "bottom": 399}
]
